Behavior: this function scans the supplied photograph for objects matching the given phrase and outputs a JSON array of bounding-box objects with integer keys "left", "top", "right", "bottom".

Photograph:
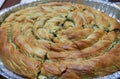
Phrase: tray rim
[{"left": 0, "top": 0, "right": 120, "bottom": 79}]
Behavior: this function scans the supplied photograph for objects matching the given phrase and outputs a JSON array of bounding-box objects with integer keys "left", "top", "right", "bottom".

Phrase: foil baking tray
[{"left": 0, "top": 0, "right": 120, "bottom": 79}]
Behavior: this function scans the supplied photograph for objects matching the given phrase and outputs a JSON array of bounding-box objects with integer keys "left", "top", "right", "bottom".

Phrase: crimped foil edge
[{"left": 0, "top": 0, "right": 120, "bottom": 79}]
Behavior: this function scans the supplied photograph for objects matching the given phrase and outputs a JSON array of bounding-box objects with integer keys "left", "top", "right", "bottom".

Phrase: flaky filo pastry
[{"left": 0, "top": 2, "right": 120, "bottom": 79}]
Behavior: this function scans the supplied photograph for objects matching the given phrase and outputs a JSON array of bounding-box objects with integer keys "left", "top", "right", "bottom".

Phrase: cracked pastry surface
[{"left": 0, "top": 2, "right": 120, "bottom": 79}]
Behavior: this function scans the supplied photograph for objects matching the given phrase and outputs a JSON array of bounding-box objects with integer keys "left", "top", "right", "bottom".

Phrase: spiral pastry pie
[{"left": 0, "top": 2, "right": 120, "bottom": 79}]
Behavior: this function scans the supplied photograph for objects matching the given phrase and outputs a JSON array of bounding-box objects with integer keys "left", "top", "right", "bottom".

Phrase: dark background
[
  {"left": 0, "top": 0, "right": 120, "bottom": 10},
  {"left": 0, "top": 0, "right": 21, "bottom": 10},
  {"left": 0, "top": 0, "right": 119, "bottom": 79},
  {"left": 0, "top": 0, "right": 21, "bottom": 78},
  {"left": 109, "top": 0, "right": 120, "bottom": 2}
]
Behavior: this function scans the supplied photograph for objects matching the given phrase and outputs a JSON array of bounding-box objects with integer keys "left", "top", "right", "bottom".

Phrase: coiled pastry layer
[{"left": 0, "top": 2, "right": 120, "bottom": 79}]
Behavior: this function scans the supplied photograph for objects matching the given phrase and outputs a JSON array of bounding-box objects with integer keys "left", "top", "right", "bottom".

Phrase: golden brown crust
[
  {"left": 0, "top": 28, "right": 41, "bottom": 79},
  {"left": 0, "top": 2, "right": 120, "bottom": 79}
]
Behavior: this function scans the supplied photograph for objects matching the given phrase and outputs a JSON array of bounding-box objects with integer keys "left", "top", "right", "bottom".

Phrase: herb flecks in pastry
[{"left": 0, "top": 2, "right": 120, "bottom": 79}]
